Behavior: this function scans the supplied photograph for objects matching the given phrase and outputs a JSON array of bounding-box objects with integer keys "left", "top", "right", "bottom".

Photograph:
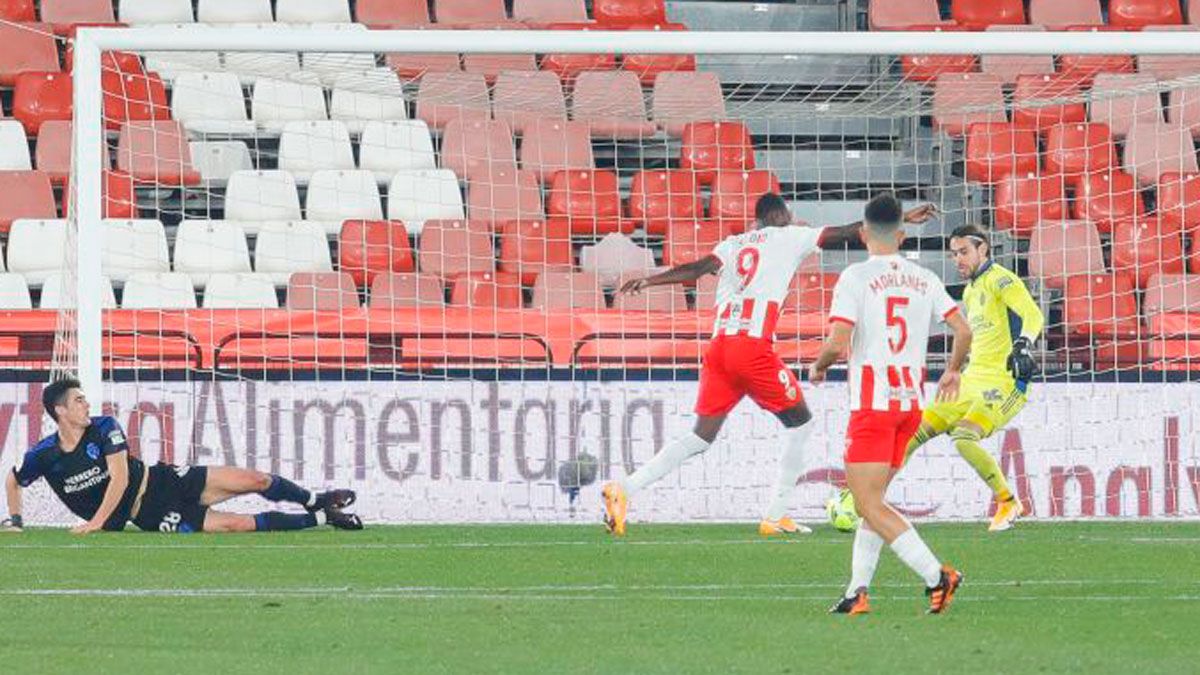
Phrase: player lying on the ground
[
  {"left": 809, "top": 194, "right": 972, "bottom": 615},
  {"left": 901, "top": 224, "right": 1044, "bottom": 532},
  {"left": 600, "top": 194, "right": 938, "bottom": 537},
  {"left": 1, "top": 378, "right": 362, "bottom": 534}
]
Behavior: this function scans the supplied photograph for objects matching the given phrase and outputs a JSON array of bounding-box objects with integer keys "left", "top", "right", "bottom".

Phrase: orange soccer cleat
[
  {"left": 758, "top": 516, "right": 813, "bottom": 537},
  {"left": 829, "top": 587, "right": 871, "bottom": 615},
  {"left": 926, "top": 565, "right": 964, "bottom": 614},
  {"left": 601, "top": 481, "right": 627, "bottom": 536},
  {"left": 988, "top": 497, "right": 1025, "bottom": 532}
]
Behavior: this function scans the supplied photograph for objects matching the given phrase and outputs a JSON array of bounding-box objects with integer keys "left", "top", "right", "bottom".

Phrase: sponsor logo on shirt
[{"left": 63, "top": 466, "right": 107, "bottom": 494}]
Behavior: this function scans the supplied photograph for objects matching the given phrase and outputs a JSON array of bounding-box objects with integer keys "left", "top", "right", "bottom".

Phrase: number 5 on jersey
[{"left": 886, "top": 296, "right": 909, "bottom": 354}]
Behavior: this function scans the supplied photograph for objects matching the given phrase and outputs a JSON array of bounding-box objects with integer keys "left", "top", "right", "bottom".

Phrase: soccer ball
[{"left": 826, "top": 489, "right": 860, "bottom": 532}]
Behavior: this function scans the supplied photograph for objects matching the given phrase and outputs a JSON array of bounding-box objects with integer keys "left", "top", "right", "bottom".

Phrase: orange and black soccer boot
[
  {"left": 601, "top": 482, "right": 627, "bottom": 536},
  {"left": 926, "top": 565, "right": 963, "bottom": 614},
  {"left": 829, "top": 587, "right": 870, "bottom": 615}
]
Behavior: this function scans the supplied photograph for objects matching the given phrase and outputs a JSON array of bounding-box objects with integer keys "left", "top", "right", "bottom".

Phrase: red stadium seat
[
  {"left": 65, "top": 45, "right": 144, "bottom": 76},
  {"left": 899, "top": 25, "right": 978, "bottom": 83},
  {"left": 868, "top": 0, "right": 945, "bottom": 30},
  {"left": 1144, "top": 273, "right": 1200, "bottom": 322},
  {"left": 286, "top": 272, "right": 360, "bottom": 310},
  {"left": 491, "top": 71, "right": 567, "bottom": 135},
  {"left": 622, "top": 22, "right": 697, "bottom": 85},
  {"left": 1063, "top": 273, "right": 1141, "bottom": 336},
  {"left": 1044, "top": 122, "right": 1115, "bottom": 176},
  {"left": 1111, "top": 216, "right": 1185, "bottom": 288},
  {"left": 385, "top": 29, "right": 461, "bottom": 81},
  {"left": 467, "top": 167, "right": 544, "bottom": 224},
  {"left": 652, "top": 70, "right": 724, "bottom": 136},
  {"left": 356, "top": 0, "right": 430, "bottom": 27},
  {"left": 41, "top": 0, "right": 116, "bottom": 33},
  {"left": 463, "top": 53, "right": 538, "bottom": 85},
  {"left": 1028, "top": 219, "right": 1106, "bottom": 290},
  {"left": 1089, "top": 73, "right": 1161, "bottom": 139},
  {"left": 1138, "top": 26, "right": 1200, "bottom": 81},
  {"left": 1058, "top": 27, "right": 1136, "bottom": 87},
  {"left": 1071, "top": 171, "right": 1145, "bottom": 233},
  {"left": 546, "top": 169, "right": 625, "bottom": 234},
  {"left": 64, "top": 170, "right": 138, "bottom": 219},
  {"left": 931, "top": 73, "right": 1006, "bottom": 137},
  {"left": 1108, "top": 0, "right": 1182, "bottom": 27},
  {"left": 435, "top": 0, "right": 507, "bottom": 24},
  {"left": 497, "top": 219, "right": 573, "bottom": 285},
  {"left": 709, "top": 170, "right": 782, "bottom": 233},
  {"left": 418, "top": 219, "right": 495, "bottom": 279},
  {"left": 449, "top": 271, "right": 523, "bottom": 308},
  {"left": 440, "top": 118, "right": 517, "bottom": 183},
  {"left": 513, "top": 0, "right": 587, "bottom": 23},
  {"left": 1167, "top": 85, "right": 1200, "bottom": 137},
  {"left": 369, "top": 272, "right": 444, "bottom": 307},
  {"left": 33, "top": 120, "right": 77, "bottom": 184},
  {"left": 593, "top": 0, "right": 666, "bottom": 26},
  {"left": 1029, "top": 0, "right": 1102, "bottom": 28},
  {"left": 518, "top": 119, "right": 594, "bottom": 182},
  {"left": 994, "top": 173, "right": 1068, "bottom": 237},
  {"left": 338, "top": 219, "right": 414, "bottom": 288},
  {"left": 0, "top": 23, "right": 59, "bottom": 86},
  {"left": 1158, "top": 172, "right": 1200, "bottom": 234},
  {"left": 950, "top": 0, "right": 1024, "bottom": 27},
  {"left": 0, "top": 171, "right": 55, "bottom": 234},
  {"left": 0, "top": 1, "right": 34, "bottom": 22},
  {"left": 1123, "top": 122, "right": 1199, "bottom": 187},
  {"left": 661, "top": 220, "right": 726, "bottom": 267},
  {"left": 981, "top": 26, "right": 1055, "bottom": 85},
  {"left": 116, "top": 121, "right": 201, "bottom": 186},
  {"left": 414, "top": 71, "right": 490, "bottom": 131},
  {"left": 1012, "top": 74, "right": 1086, "bottom": 131},
  {"left": 540, "top": 23, "right": 617, "bottom": 83},
  {"left": 12, "top": 72, "right": 72, "bottom": 136},
  {"left": 964, "top": 122, "right": 1039, "bottom": 183},
  {"left": 102, "top": 70, "right": 170, "bottom": 131},
  {"left": 531, "top": 270, "right": 604, "bottom": 309},
  {"left": 680, "top": 121, "right": 755, "bottom": 184},
  {"left": 784, "top": 271, "right": 838, "bottom": 316},
  {"left": 571, "top": 71, "right": 657, "bottom": 139},
  {"left": 628, "top": 170, "right": 702, "bottom": 234}
]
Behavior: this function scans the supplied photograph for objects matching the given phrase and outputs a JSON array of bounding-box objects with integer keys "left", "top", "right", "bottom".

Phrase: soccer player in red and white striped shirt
[
  {"left": 602, "top": 194, "right": 937, "bottom": 537},
  {"left": 809, "top": 194, "right": 972, "bottom": 615}
]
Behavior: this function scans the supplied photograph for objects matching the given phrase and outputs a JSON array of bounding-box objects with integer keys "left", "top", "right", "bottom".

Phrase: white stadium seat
[
  {"left": 251, "top": 74, "right": 328, "bottom": 133},
  {"left": 197, "top": 0, "right": 274, "bottom": 23},
  {"left": 40, "top": 273, "right": 117, "bottom": 309},
  {"left": 7, "top": 219, "right": 67, "bottom": 286},
  {"left": 0, "top": 121, "right": 31, "bottom": 170},
  {"left": 276, "top": 0, "right": 352, "bottom": 23},
  {"left": 143, "top": 51, "right": 224, "bottom": 82},
  {"left": 305, "top": 170, "right": 384, "bottom": 233},
  {"left": 254, "top": 220, "right": 334, "bottom": 284},
  {"left": 0, "top": 274, "right": 31, "bottom": 309},
  {"left": 119, "top": 0, "right": 194, "bottom": 23},
  {"left": 122, "top": 272, "right": 198, "bottom": 309},
  {"left": 203, "top": 272, "right": 280, "bottom": 308},
  {"left": 276, "top": 120, "right": 356, "bottom": 183},
  {"left": 173, "top": 220, "right": 253, "bottom": 289},
  {"left": 223, "top": 170, "right": 303, "bottom": 231},
  {"left": 330, "top": 69, "right": 409, "bottom": 133},
  {"left": 387, "top": 169, "right": 465, "bottom": 235},
  {"left": 102, "top": 219, "right": 171, "bottom": 285},
  {"left": 302, "top": 24, "right": 378, "bottom": 85},
  {"left": 190, "top": 141, "right": 254, "bottom": 184},
  {"left": 359, "top": 120, "right": 437, "bottom": 183},
  {"left": 171, "top": 71, "right": 257, "bottom": 135}
]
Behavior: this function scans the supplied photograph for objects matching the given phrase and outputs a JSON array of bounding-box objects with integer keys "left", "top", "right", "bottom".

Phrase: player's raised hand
[
  {"left": 70, "top": 519, "right": 103, "bottom": 536},
  {"left": 807, "top": 362, "right": 827, "bottom": 384},
  {"left": 935, "top": 369, "right": 961, "bottom": 403},
  {"left": 619, "top": 277, "right": 649, "bottom": 295},
  {"left": 902, "top": 203, "right": 939, "bottom": 224}
]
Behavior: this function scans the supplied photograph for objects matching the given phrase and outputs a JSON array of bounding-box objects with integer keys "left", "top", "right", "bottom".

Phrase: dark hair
[
  {"left": 754, "top": 193, "right": 791, "bottom": 227},
  {"left": 864, "top": 193, "right": 903, "bottom": 233},
  {"left": 950, "top": 224, "right": 991, "bottom": 255},
  {"left": 42, "top": 377, "right": 81, "bottom": 423}
]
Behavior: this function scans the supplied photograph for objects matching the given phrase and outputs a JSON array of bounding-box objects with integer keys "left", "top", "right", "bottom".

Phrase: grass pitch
[{"left": 1, "top": 522, "right": 1197, "bottom": 674}]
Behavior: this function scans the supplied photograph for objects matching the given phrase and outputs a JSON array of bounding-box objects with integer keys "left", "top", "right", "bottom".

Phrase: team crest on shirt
[{"left": 86, "top": 443, "right": 100, "bottom": 460}]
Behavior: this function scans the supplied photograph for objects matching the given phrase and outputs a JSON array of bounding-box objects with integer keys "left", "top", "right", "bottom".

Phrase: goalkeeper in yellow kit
[{"left": 905, "top": 224, "right": 1044, "bottom": 532}]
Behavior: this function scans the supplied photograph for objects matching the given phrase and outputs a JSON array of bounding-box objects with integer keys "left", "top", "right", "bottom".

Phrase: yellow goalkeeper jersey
[{"left": 961, "top": 260, "right": 1044, "bottom": 383}]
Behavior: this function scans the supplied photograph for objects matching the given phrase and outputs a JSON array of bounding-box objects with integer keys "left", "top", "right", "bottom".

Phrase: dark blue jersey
[{"left": 13, "top": 416, "right": 146, "bottom": 530}]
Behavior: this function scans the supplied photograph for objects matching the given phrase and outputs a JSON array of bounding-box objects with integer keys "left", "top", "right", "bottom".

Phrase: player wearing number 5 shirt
[{"left": 599, "top": 193, "right": 938, "bottom": 538}]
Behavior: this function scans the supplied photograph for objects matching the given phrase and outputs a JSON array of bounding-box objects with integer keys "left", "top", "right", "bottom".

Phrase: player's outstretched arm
[
  {"left": 3, "top": 471, "right": 24, "bottom": 532},
  {"left": 816, "top": 204, "right": 939, "bottom": 249},
  {"left": 936, "top": 311, "right": 973, "bottom": 403},
  {"left": 619, "top": 255, "right": 722, "bottom": 295}
]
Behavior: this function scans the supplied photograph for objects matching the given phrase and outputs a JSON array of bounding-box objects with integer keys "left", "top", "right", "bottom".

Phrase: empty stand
[
  {"left": 102, "top": 219, "right": 170, "bottom": 284},
  {"left": 491, "top": 71, "right": 567, "bottom": 135},
  {"left": 513, "top": 0, "right": 587, "bottom": 23},
  {"left": 225, "top": 50, "right": 303, "bottom": 85},
  {"left": 629, "top": 170, "right": 702, "bottom": 234},
  {"left": 580, "top": 233, "right": 655, "bottom": 287},
  {"left": 0, "top": 23, "right": 59, "bottom": 87},
  {"left": 202, "top": 272, "right": 280, "bottom": 309},
  {"left": 119, "top": 0, "right": 194, "bottom": 23},
  {"left": 305, "top": 170, "right": 384, "bottom": 232},
  {"left": 277, "top": 120, "right": 356, "bottom": 183},
  {"left": 171, "top": 71, "right": 257, "bottom": 135},
  {"left": 338, "top": 219, "right": 414, "bottom": 287},
  {"left": 613, "top": 272, "right": 687, "bottom": 312},
  {"left": 1111, "top": 216, "right": 1186, "bottom": 288},
  {"left": 286, "top": 272, "right": 360, "bottom": 310},
  {"left": 546, "top": 169, "right": 625, "bottom": 234},
  {"left": 144, "top": 51, "right": 224, "bottom": 83},
  {"left": 0, "top": 274, "right": 31, "bottom": 309},
  {"left": 540, "top": 23, "right": 617, "bottom": 83},
  {"left": 964, "top": 122, "right": 1039, "bottom": 184},
  {"left": 40, "top": 273, "right": 116, "bottom": 309},
  {"left": 224, "top": 170, "right": 303, "bottom": 230},
  {"left": 1012, "top": 75, "right": 1087, "bottom": 131},
  {"left": 0, "top": 121, "right": 31, "bottom": 171},
  {"left": 436, "top": 0, "right": 507, "bottom": 23},
  {"left": 41, "top": 0, "right": 116, "bottom": 32},
  {"left": 1063, "top": 274, "right": 1141, "bottom": 337},
  {"left": 116, "top": 121, "right": 202, "bottom": 186},
  {"left": 980, "top": 28, "right": 1054, "bottom": 86},
  {"left": 1108, "top": 0, "right": 1183, "bottom": 27},
  {"left": 359, "top": 120, "right": 437, "bottom": 182},
  {"left": 102, "top": 70, "right": 170, "bottom": 130},
  {"left": 661, "top": 220, "right": 725, "bottom": 267},
  {"left": 1123, "top": 122, "right": 1199, "bottom": 186},
  {"left": 1138, "top": 26, "right": 1200, "bottom": 80},
  {"left": 440, "top": 119, "right": 518, "bottom": 183},
  {"left": 6, "top": 219, "right": 66, "bottom": 285},
  {"left": 1071, "top": 171, "right": 1146, "bottom": 232},
  {"left": 33, "top": 121, "right": 74, "bottom": 184},
  {"left": 622, "top": 23, "right": 697, "bottom": 86},
  {"left": 330, "top": 70, "right": 409, "bottom": 133},
  {"left": 1090, "top": 74, "right": 1162, "bottom": 139},
  {"left": 12, "top": 72, "right": 72, "bottom": 136},
  {"left": 448, "top": 271, "right": 523, "bottom": 308},
  {"left": 709, "top": 170, "right": 782, "bottom": 232},
  {"left": 0, "top": 172, "right": 56, "bottom": 234},
  {"left": 386, "top": 44, "right": 461, "bottom": 82},
  {"left": 652, "top": 71, "right": 725, "bottom": 136},
  {"left": 357, "top": 0, "right": 430, "bottom": 26},
  {"left": 418, "top": 219, "right": 494, "bottom": 279},
  {"left": 276, "top": 0, "right": 351, "bottom": 23},
  {"left": 898, "top": 24, "right": 977, "bottom": 83},
  {"left": 950, "top": 0, "right": 1024, "bottom": 27},
  {"left": 519, "top": 120, "right": 595, "bottom": 182},
  {"left": 931, "top": 73, "right": 1006, "bottom": 137},
  {"left": 303, "top": 27, "right": 380, "bottom": 85},
  {"left": 531, "top": 270, "right": 604, "bottom": 309},
  {"left": 415, "top": 71, "right": 491, "bottom": 130},
  {"left": 572, "top": 71, "right": 657, "bottom": 139},
  {"left": 994, "top": 173, "right": 1068, "bottom": 237},
  {"left": 254, "top": 221, "right": 334, "bottom": 285},
  {"left": 1029, "top": 0, "right": 1102, "bottom": 28},
  {"left": 463, "top": 53, "right": 539, "bottom": 84},
  {"left": 173, "top": 220, "right": 252, "bottom": 289},
  {"left": 197, "top": 0, "right": 273, "bottom": 23},
  {"left": 122, "top": 273, "right": 198, "bottom": 309},
  {"left": 467, "top": 168, "right": 544, "bottom": 224},
  {"left": 594, "top": 0, "right": 667, "bottom": 25},
  {"left": 1028, "top": 220, "right": 1106, "bottom": 290},
  {"left": 369, "top": 272, "right": 444, "bottom": 307},
  {"left": 189, "top": 141, "right": 254, "bottom": 184},
  {"left": 251, "top": 76, "right": 328, "bottom": 133},
  {"left": 1045, "top": 123, "right": 1116, "bottom": 176},
  {"left": 497, "top": 219, "right": 573, "bottom": 285},
  {"left": 1168, "top": 85, "right": 1200, "bottom": 137},
  {"left": 386, "top": 169, "right": 465, "bottom": 234},
  {"left": 680, "top": 121, "right": 755, "bottom": 183},
  {"left": 1158, "top": 172, "right": 1200, "bottom": 234}
]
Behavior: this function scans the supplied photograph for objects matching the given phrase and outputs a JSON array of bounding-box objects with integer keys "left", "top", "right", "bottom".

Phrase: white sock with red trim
[
  {"left": 889, "top": 527, "right": 942, "bottom": 588},
  {"left": 763, "top": 422, "right": 814, "bottom": 520},
  {"left": 846, "top": 521, "right": 884, "bottom": 597},
  {"left": 622, "top": 432, "right": 710, "bottom": 496}
]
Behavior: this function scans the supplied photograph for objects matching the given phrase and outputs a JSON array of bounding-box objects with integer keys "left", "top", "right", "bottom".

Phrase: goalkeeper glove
[{"left": 1006, "top": 337, "right": 1037, "bottom": 382}]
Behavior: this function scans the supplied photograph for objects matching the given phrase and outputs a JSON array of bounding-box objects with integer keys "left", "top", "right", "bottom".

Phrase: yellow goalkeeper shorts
[{"left": 921, "top": 376, "right": 1027, "bottom": 438}]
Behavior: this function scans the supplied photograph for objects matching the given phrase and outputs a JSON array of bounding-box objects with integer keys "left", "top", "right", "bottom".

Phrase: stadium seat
[
  {"left": 513, "top": 0, "right": 586, "bottom": 23},
  {"left": 546, "top": 169, "right": 625, "bottom": 234},
  {"left": 580, "top": 233, "right": 655, "bottom": 287},
  {"left": 369, "top": 272, "right": 444, "bottom": 307},
  {"left": 1090, "top": 74, "right": 1162, "bottom": 139},
  {"left": 518, "top": 120, "right": 595, "bottom": 182},
  {"left": 202, "top": 272, "right": 280, "bottom": 308},
  {"left": 1063, "top": 273, "right": 1141, "bottom": 336},
  {"left": 418, "top": 219, "right": 494, "bottom": 279},
  {"left": 950, "top": 0, "right": 1024, "bottom": 27},
  {"left": 448, "top": 271, "right": 523, "bottom": 308},
  {"left": 466, "top": 167, "right": 544, "bottom": 224},
  {"left": 387, "top": 169, "right": 465, "bottom": 235},
  {"left": 440, "top": 119, "right": 518, "bottom": 183},
  {"left": 661, "top": 220, "right": 725, "bottom": 267},
  {"left": 143, "top": 51, "right": 224, "bottom": 83},
  {"left": 594, "top": 0, "right": 666, "bottom": 25},
  {"left": 531, "top": 270, "right": 604, "bottom": 309},
  {"left": 189, "top": 141, "right": 254, "bottom": 184},
  {"left": 1045, "top": 123, "right": 1116, "bottom": 176},
  {"left": 39, "top": 273, "right": 116, "bottom": 309},
  {"left": 305, "top": 170, "right": 384, "bottom": 232},
  {"left": 33, "top": 121, "right": 75, "bottom": 184},
  {"left": 1167, "top": 85, "right": 1200, "bottom": 137},
  {"left": 116, "top": 121, "right": 202, "bottom": 186},
  {"left": 1028, "top": 0, "right": 1102, "bottom": 28},
  {"left": 994, "top": 173, "right": 1068, "bottom": 237},
  {"left": 251, "top": 76, "right": 329, "bottom": 133},
  {"left": 276, "top": 0, "right": 350, "bottom": 23},
  {"left": 491, "top": 71, "right": 567, "bottom": 135},
  {"left": 620, "top": 22, "right": 697, "bottom": 86},
  {"left": 102, "top": 70, "right": 170, "bottom": 130},
  {"left": 286, "top": 272, "right": 360, "bottom": 310},
  {"left": 171, "top": 71, "right": 257, "bottom": 135},
  {"left": 121, "top": 272, "right": 198, "bottom": 309},
  {"left": 0, "top": 0, "right": 32, "bottom": 21},
  {"left": 12, "top": 72, "right": 72, "bottom": 136},
  {"left": 571, "top": 71, "right": 657, "bottom": 139},
  {"left": 197, "top": 0, "right": 273, "bottom": 23},
  {"left": 1012, "top": 74, "right": 1087, "bottom": 131},
  {"left": 1123, "top": 122, "right": 1199, "bottom": 186},
  {"left": 386, "top": 41, "right": 461, "bottom": 82},
  {"left": 709, "top": 170, "right": 782, "bottom": 232},
  {"left": 0, "top": 172, "right": 56, "bottom": 234},
  {"left": 224, "top": 170, "right": 303, "bottom": 230},
  {"left": 1158, "top": 172, "right": 1200, "bottom": 234},
  {"left": 628, "top": 170, "right": 702, "bottom": 234},
  {"left": 1111, "top": 216, "right": 1185, "bottom": 288},
  {"left": 357, "top": 0, "right": 430, "bottom": 26},
  {"left": 359, "top": 120, "right": 438, "bottom": 183},
  {"left": 1137, "top": 26, "right": 1200, "bottom": 81},
  {"left": 652, "top": 71, "right": 725, "bottom": 137},
  {"left": 62, "top": 170, "right": 138, "bottom": 220},
  {"left": 435, "top": 0, "right": 507, "bottom": 24},
  {"left": 930, "top": 73, "right": 1006, "bottom": 137},
  {"left": 783, "top": 271, "right": 838, "bottom": 317},
  {"left": 302, "top": 27, "right": 380, "bottom": 86},
  {"left": 224, "top": 49, "right": 303, "bottom": 86},
  {"left": 173, "top": 220, "right": 252, "bottom": 289},
  {"left": 1028, "top": 220, "right": 1106, "bottom": 292},
  {"left": 119, "top": 0, "right": 193, "bottom": 23},
  {"left": 254, "top": 220, "right": 334, "bottom": 285},
  {"left": 897, "top": 24, "right": 977, "bottom": 84},
  {"left": 869, "top": 0, "right": 945, "bottom": 29},
  {"left": 497, "top": 219, "right": 573, "bottom": 285},
  {"left": 613, "top": 271, "right": 686, "bottom": 312},
  {"left": 0, "top": 274, "right": 31, "bottom": 309},
  {"left": 680, "top": 121, "right": 756, "bottom": 184},
  {"left": 463, "top": 53, "right": 538, "bottom": 85},
  {"left": 40, "top": 0, "right": 116, "bottom": 33},
  {"left": 980, "top": 27, "right": 1055, "bottom": 85},
  {"left": 1070, "top": 171, "right": 1146, "bottom": 233},
  {"left": 1192, "top": 0, "right": 1200, "bottom": 25},
  {"left": 964, "top": 122, "right": 1039, "bottom": 184},
  {"left": 338, "top": 219, "right": 414, "bottom": 287},
  {"left": 277, "top": 121, "right": 356, "bottom": 184},
  {"left": 415, "top": 71, "right": 491, "bottom": 131},
  {"left": 0, "top": 23, "right": 59, "bottom": 86},
  {"left": 1108, "top": 0, "right": 1182, "bottom": 27},
  {"left": 102, "top": 219, "right": 170, "bottom": 284},
  {"left": 6, "top": 219, "right": 66, "bottom": 285},
  {"left": 540, "top": 23, "right": 617, "bottom": 83},
  {"left": 330, "top": 70, "right": 408, "bottom": 134},
  {"left": 0, "top": 121, "right": 30, "bottom": 171}
]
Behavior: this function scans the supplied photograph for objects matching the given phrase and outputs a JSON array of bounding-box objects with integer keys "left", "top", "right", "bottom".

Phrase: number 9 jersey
[
  {"left": 828, "top": 254, "right": 959, "bottom": 413},
  {"left": 710, "top": 225, "right": 824, "bottom": 340}
]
